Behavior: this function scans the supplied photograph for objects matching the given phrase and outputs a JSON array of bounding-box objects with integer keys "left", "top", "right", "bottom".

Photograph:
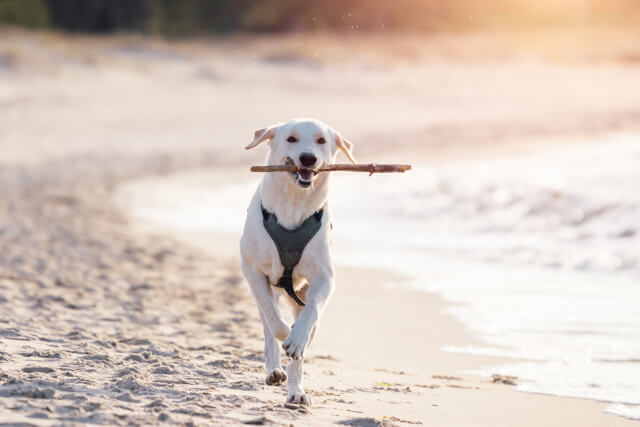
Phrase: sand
[{"left": 1, "top": 29, "right": 639, "bottom": 425}]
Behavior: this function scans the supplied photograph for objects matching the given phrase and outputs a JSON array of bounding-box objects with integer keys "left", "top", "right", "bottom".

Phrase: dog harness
[{"left": 261, "top": 204, "right": 324, "bottom": 306}]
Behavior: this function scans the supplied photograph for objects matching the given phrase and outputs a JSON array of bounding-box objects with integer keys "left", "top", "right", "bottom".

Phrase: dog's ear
[
  {"left": 245, "top": 127, "right": 276, "bottom": 150},
  {"left": 334, "top": 132, "right": 357, "bottom": 164}
]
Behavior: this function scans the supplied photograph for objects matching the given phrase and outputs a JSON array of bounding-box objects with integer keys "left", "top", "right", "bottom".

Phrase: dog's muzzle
[{"left": 284, "top": 157, "right": 318, "bottom": 188}]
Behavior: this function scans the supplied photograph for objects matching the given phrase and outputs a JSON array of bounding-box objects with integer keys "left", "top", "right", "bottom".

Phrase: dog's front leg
[
  {"left": 241, "top": 261, "right": 291, "bottom": 341},
  {"left": 282, "top": 273, "right": 334, "bottom": 360},
  {"left": 259, "top": 308, "right": 287, "bottom": 386}
]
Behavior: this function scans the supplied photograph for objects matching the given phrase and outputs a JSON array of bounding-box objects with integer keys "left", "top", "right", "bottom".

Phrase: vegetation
[{"left": 0, "top": 0, "right": 638, "bottom": 36}]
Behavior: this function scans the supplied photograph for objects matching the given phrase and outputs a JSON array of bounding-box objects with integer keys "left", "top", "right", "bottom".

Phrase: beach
[{"left": 1, "top": 29, "right": 639, "bottom": 425}]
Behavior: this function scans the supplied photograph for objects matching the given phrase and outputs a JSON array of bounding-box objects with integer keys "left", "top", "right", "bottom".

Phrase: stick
[{"left": 250, "top": 163, "right": 411, "bottom": 175}]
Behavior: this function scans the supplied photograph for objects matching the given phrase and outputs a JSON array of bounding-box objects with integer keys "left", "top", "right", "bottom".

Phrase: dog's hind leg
[
  {"left": 286, "top": 357, "right": 310, "bottom": 405},
  {"left": 290, "top": 286, "right": 318, "bottom": 347},
  {"left": 241, "top": 262, "right": 290, "bottom": 342},
  {"left": 285, "top": 285, "right": 311, "bottom": 405}
]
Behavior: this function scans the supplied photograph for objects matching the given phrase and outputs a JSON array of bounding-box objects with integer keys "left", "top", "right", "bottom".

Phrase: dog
[{"left": 239, "top": 118, "right": 356, "bottom": 405}]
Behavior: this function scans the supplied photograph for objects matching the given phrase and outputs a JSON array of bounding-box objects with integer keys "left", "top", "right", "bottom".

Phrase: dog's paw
[
  {"left": 282, "top": 326, "right": 309, "bottom": 360},
  {"left": 265, "top": 368, "right": 287, "bottom": 386},
  {"left": 286, "top": 392, "right": 311, "bottom": 405}
]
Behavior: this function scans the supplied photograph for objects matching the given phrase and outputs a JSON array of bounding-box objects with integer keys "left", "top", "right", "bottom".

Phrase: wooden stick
[{"left": 250, "top": 163, "right": 411, "bottom": 175}]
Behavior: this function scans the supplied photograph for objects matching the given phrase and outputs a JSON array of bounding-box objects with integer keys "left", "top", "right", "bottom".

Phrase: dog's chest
[
  {"left": 261, "top": 236, "right": 317, "bottom": 285},
  {"left": 258, "top": 225, "right": 330, "bottom": 287}
]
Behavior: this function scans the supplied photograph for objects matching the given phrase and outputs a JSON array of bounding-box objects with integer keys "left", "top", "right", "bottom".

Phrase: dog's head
[{"left": 245, "top": 118, "right": 356, "bottom": 189}]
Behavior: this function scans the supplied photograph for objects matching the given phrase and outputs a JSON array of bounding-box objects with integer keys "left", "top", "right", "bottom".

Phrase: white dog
[{"left": 239, "top": 118, "right": 356, "bottom": 405}]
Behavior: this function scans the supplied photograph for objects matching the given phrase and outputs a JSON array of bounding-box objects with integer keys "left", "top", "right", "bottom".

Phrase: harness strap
[{"left": 261, "top": 204, "right": 324, "bottom": 306}]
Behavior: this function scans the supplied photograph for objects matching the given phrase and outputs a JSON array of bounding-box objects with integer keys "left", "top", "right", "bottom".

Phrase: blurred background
[
  {"left": 1, "top": 0, "right": 640, "bottom": 34},
  {"left": 2, "top": 0, "right": 640, "bottom": 164},
  {"left": 1, "top": 0, "right": 640, "bottom": 424}
]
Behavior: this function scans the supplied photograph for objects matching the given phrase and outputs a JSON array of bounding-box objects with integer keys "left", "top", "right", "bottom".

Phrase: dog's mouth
[{"left": 284, "top": 157, "right": 318, "bottom": 188}]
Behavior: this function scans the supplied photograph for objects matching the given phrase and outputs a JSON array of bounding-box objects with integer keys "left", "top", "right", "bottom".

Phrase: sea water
[{"left": 118, "top": 133, "right": 640, "bottom": 420}]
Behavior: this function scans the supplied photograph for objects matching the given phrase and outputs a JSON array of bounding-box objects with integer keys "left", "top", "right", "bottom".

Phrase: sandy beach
[{"left": 1, "top": 29, "right": 640, "bottom": 425}]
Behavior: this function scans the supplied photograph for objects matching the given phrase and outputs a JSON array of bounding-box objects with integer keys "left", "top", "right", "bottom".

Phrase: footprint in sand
[
  {"left": 22, "top": 366, "right": 55, "bottom": 373},
  {"left": 152, "top": 366, "right": 177, "bottom": 374}
]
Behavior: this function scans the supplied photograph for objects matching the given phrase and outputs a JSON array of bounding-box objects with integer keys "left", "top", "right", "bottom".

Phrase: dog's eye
[
  {"left": 287, "top": 136, "right": 298, "bottom": 143},
  {"left": 317, "top": 137, "right": 326, "bottom": 144}
]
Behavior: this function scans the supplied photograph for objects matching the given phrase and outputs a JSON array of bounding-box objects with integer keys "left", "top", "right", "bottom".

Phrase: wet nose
[{"left": 299, "top": 153, "right": 317, "bottom": 167}]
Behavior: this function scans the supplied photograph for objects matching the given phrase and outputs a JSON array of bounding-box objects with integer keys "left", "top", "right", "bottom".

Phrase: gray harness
[{"left": 261, "top": 204, "right": 324, "bottom": 306}]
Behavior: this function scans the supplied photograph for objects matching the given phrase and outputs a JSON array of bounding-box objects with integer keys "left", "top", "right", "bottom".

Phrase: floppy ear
[
  {"left": 334, "top": 132, "right": 357, "bottom": 164},
  {"left": 245, "top": 127, "right": 275, "bottom": 150}
]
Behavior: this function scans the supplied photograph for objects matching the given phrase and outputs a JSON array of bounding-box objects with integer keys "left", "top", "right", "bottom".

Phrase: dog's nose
[{"left": 299, "top": 153, "right": 317, "bottom": 167}]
